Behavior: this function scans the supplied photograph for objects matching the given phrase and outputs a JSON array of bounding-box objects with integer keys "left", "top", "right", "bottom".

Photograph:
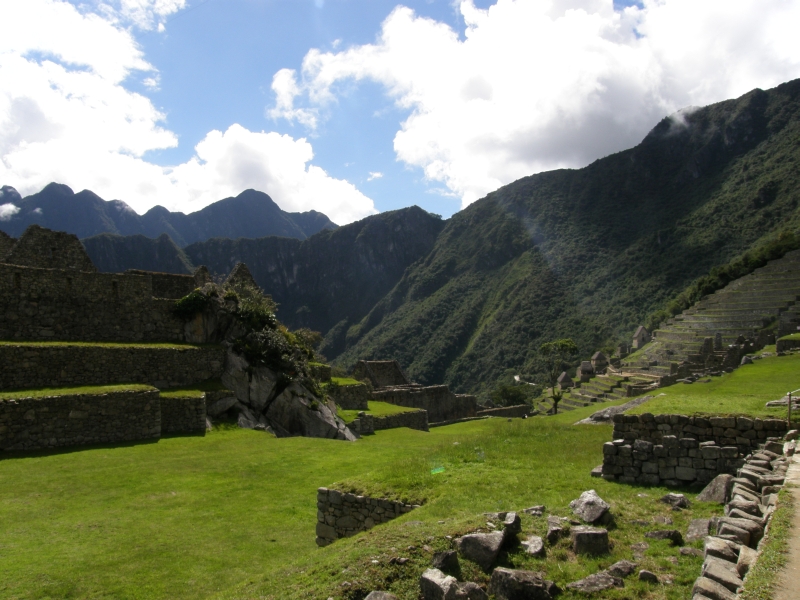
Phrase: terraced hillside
[{"left": 628, "top": 249, "right": 800, "bottom": 368}]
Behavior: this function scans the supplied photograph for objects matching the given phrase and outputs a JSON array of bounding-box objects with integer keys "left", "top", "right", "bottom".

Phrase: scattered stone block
[
  {"left": 569, "top": 490, "right": 611, "bottom": 524},
  {"left": 697, "top": 474, "right": 733, "bottom": 503},
  {"left": 365, "top": 593, "right": 398, "bottom": 600},
  {"left": 545, "top": 516, "right": 566, "bottom": 544},
  {"left": 420, "top": 568, "right": 458, "bottom": 600},
  {"left": 661, "top": 492, "right": 690, "bottom": 509},
  {"left": 566, "top": 572, "right": 623, "bottom": 594},
  {"left": 522, "top": 505, "right": 545, "bottom": 516},
  {"left": 502, "top": 511, "right": 522, "bottom": 541},
  {"left": 680, "top": 547, "right": 704, "bottom": 557},
  {"left": 631, "top": 542, "right": 649, "bottom": 560},
  {"left": 686, "top": 519, "right": 711, "bottom": 543},
  {"left": 521, "top": 536, "right": 545, "bottom": 558},
  {"left": 455, "top": 531, "right": 504, "bottom": 571},
  {"left": 432, "top": 550, "right": 459, "bottom": 574},
  {"left": 488, "top": 568, "right": 554, "bottom": 600},
  {"left": 571, "top": 526, "right": 609, "bottom": 555},
  {"left": 644, "top": 529, "right": 683, "bottom": 546},
  {"left": 638, "top": 570, "right": 659, "bottom": 583},
  {"left": 606, "top": 560, "right": 637, "bottom": 577}
]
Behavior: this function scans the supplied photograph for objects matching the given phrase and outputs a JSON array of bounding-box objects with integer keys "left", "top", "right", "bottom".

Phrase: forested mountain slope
[{"left": 333, "top": 79, "right": 800, "bottom": 395}]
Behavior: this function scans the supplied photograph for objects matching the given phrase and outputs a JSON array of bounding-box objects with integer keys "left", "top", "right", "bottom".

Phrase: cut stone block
[
  {"left": 455, "top": 531, "right": 504, "bottom": 571},
  {"left": 489, "top": 568, "right": 554, "bottom": 600},
  {"left": 571, "top": 526, "right": 609, "bottom": 555}
]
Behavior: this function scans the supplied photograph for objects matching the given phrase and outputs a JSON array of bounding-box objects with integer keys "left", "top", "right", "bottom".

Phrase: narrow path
[{"left": 772, "top": 450, "right": 800, "bottom": 600}]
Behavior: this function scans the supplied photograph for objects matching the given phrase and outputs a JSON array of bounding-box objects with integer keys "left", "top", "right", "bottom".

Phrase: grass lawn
[
  {"left": 338, "top": 400, "right": 417, "bottom": 423},
  {"left": 628, "top": 352, "right": 800, "bottom": 418},
  {"left": 779, "top": 333, "right": 800, "bottom": 341},
  {"left": 0, "top": 403, "right": 714, "bottom": 600},
  {"left": 0, "top": 383, "right": 154, "bottom": 400},
  {"left": 159, "top": 380, "right": 230, "bottom": 399},
  {"left": 330, "top": 377, "right": 362, "bottom": 386}
]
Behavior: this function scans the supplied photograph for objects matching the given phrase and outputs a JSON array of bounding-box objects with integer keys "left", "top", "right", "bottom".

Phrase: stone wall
[
  {"left": 315, "top": 487, "right": 418, "bottom": 546},
  {"left": 0, "top": 389, "right": 161, "bottom": 451},
  {"left": 4, "top": 225, "right": 97, "bottom": 272},
  {"left": 160, "top": 395, "right": 207, "bottom": 434},
  {"left": 0, "top": 263, "right": 189, "bottom": 342},
  {"left": 477, "top": 405, "right": 532, "bottom": 419},
  {"left": 309, "top": 363, "right": 332, "bottom": 382},
  {"left": 126, "top": 270, "right": 197, "bottom": 299},
  {"left": 372, "top": 409, "right": 429, "bottom": 432},
  {"left": 0, "top": 343, "right": 225, "bottom": 390},
  {"left": 353, "top": 360, "right": 409, "bottom": 387},
  {"left": 612, "top": 413, "right": 788, "bottom": 453},
  {"left": 371, "top": 385, "right": 477, "bottom": 423},
  {"left": 329, "top": 383, "right": 369, "bottom": 410}
]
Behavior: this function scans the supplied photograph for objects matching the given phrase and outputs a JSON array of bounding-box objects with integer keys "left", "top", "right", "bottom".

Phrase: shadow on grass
[{"left": 0, "top": 436, "right": 161, "bottom": 460}]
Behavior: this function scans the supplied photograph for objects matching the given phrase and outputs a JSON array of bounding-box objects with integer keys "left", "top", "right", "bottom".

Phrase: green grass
[
  {"left": 159, "top": 379, "right": 230, "bottom": 399},
  {"left": 0, "top": 340, "right": 217, "bottom": 349},
  {"left": 330, "top": 377, "right": 362, "bottom": 386},
  {"left": 629, "top": 352, "right": 800, "bottom": 418},
  {"left": 739, "top": 487, "right": 795, "bottom": 599},
  {"left": 338, "top": 400, "right": 417, "bottom": 424},
  {"left": 0, "top": 402, "right": 715, "bottom": 600},
  {"left": 0, "top": 383, "right": 154, "bottom": 401},
  {"left": 779, "top": 333, "right": 800, "bottom": 341}
]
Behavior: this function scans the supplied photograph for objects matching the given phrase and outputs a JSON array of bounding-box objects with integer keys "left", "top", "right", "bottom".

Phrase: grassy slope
[
  {"left": 629, "top": 352, "right": 800, "bottom": 418},
  {"left": 333, "top": 79, "right": 800, "bottom": 396}
]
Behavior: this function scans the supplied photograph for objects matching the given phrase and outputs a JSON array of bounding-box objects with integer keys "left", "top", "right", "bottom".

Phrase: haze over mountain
[
  {"left": 0, "top": 184, "right": 337, "bottom": 246},
  {"left": 29, "top": 79, "right": 800, "bottom": 397}
]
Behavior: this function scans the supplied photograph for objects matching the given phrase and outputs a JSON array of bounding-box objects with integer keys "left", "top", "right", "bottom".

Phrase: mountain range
[
  {"left": 5, "top": 79, "right": 800, "bottom": 397},
  {"left": 0, "top": 184, "right": 337, "bottom": 245}
]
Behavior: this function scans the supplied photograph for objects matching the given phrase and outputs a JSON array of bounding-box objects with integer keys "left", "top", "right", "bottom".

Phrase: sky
[{"left": 1, "top": 0, "right": 799, "bottom": 225}]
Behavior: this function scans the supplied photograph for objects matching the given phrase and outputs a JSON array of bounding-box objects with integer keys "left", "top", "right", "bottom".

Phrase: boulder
[
  {"left": 638, "top": 570, "right": 659, "bottom": 583},
  {"left": 489, "top": 568, "right": 554, "bottom": 600},
  {"left": 264, "top": 381, "right": 356, "bottom": 441},
  {"left": 247, "top": 365, "right": 278, "bottom": 411},
  {"left": 455, "top": 531, "right": 505, "bottom": 571},
  {"left": 521, "top": 536, "right": 545, "bottom": 558},
  {"left": 365, "top": 593, "right": 398, "bottom": 600},
  {"left": 432, "top": 550, "right": 460, "bottom": 574},
  {"left": 570, "top": 526, "right": 609, "bottom": 555},
  {"left": 660, "top": 492, "right": 690, "bottom": 509},
  {"left": 644, "top": 529, "right": 683, "bottom": 545},
  {"left": 221, "top": 348, "right": 252, "bottom": 403},
  {"left": 546, "top": 516, "right": 566, "bottom": 544},
  {"left": 606, "top": 560, "right": 637, "bottom": 578},
  {"left": 502, "top": 512, "right": 522, "bottom": 540},
  {"left": 566, "top": 572, "right": 623, "bottom": 594},
  {"left": 686, "top": 519, "right": 711, "bottom": 543},
  {"left": 206, "top": 395, "right": 237, "bottom": 417},
  {"left": 569, "top": 490, "right": 610, "bottom": 524},
  {"left": 420, "top": 568, "right": 458, "bottom": 600}
]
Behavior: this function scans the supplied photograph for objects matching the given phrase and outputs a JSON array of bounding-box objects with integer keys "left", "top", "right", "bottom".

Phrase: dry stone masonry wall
[
  {"left": 0, "top": 389, "right": 161, "bottom": 451},
  {"left": 160, "top": 395, "right": 207, "bottom": 435},
  {"left": 373, "top": 409, "right": 428, "bottom": 432},
  {"left": 329, "top": 383, "right": 369, "bottom": 410},
  {"left": 0, "top": 344, "right": 225, "bottom": 390},
  {"left": 315, "top": 487, "right": 418, "bottom": 546},
  {"left": 371, "top": 385, "right": 477, "bottom": 423}
]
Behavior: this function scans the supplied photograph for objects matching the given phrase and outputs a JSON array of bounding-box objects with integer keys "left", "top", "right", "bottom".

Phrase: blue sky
[{"left": 1, "top": 0, "right": 799, "bottom": 224}]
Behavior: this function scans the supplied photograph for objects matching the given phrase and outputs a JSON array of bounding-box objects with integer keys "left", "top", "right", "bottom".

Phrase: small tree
[{"left": 539, "top": 338, "right": 578, "bottom": 414}]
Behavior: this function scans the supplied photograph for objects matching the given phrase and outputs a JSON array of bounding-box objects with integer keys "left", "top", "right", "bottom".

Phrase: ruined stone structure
[
  {"left": 631, "top": 326, "right": 650, "bottom": 349},
  {"left": 315, "top": 487, "right": 418, "bottom": 546},
  {"left": 353, "top": 360, "right": 477, "bottom": 424}
]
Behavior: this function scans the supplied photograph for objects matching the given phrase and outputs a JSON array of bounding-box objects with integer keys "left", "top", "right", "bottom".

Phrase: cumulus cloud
[
  {"left": 271, "top": 0, "right": 800, "bottom": 207},
  {"left": 0, "top": 0, "right": 376, "bottom": 224},
  {"left": 367, "top": 172, "right": 383, "bottom": 181},
  {"left": 0, "top": 203, "right": 20, "bottom": 221}
]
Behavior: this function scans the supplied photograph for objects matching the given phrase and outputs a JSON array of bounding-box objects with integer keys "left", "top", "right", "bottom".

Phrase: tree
[{"left": 539, "top": 339, "right": 578, "bottom": 414}]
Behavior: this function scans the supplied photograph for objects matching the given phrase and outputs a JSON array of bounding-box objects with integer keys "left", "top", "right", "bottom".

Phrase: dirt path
[{"left": 772, "top": 450, "right": 800, "bottom": 600}]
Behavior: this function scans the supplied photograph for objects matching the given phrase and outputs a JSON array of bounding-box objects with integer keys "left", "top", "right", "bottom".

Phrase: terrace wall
[
  {"left": 329, "top": 383, "right": 369, "bottom": 410},
  {"left": 0, "top": 389, "right": 161, "bottom": 451},
  {"left": 477, "top": 405, "right": 532, "bottom": 419},
  {"left": 160, "top": 395, "right": 207, "bottom": 435},
  {"left": 315, "top": 487, "right": 418, "bottom": 546},
  {"left": 0, "top": 344, "right": 225, "bottom": 390},
  {"left": 372, "top": 409, "right": 428, "bottom": 432},
  {"left": 370, "top": 385, "right": 477, "bottom": 422}
]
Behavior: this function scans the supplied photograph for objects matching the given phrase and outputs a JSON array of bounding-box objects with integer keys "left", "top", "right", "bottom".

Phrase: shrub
[{"left": 173, "top": 290, "right": 210, "bottom": 320}]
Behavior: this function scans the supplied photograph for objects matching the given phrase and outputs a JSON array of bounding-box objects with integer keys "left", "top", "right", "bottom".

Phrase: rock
[
  {"left": 765, "top": 440, "right": 784, "bottom": 455},
  {"left": 786, "top": 429, "right": 799, "bottom": 441},
  {"left": 704, "top": 537, "right": 739, "bottom": 562},
  {"left": 570, "top": 526, "right": 609, "bottom": 555},
  {"left": 502, "top": 512, "right": 522, "bottom": 540},
  {"left": 206, "top": 395, "right": 237, "bottom": 417},
  {"left": 718, "top": 517, "right": 763, "bottom": 545},
  {"left": 546, "top": 516, "right": 565, "bottom": 544},
  {"left": 566, "top": 571, "right": 623, "bottom": 594},
  {"left": 569, "top": 490, "right": 611, "bottom": 524},
  {"left": 365, "top": 593, "right": 398, "bottom": 600},
  {"left": 631, "top": 541, "right": 649, "bottom": 560},
  {"left": 686, "top": 519, "right": 711, "bottom": 543},
  {"left": 455, "top": 531, "right": 505, "bottom": 571},
  {"left": 692, "top": 576, "right": 737, "bottom": 600},
  {"left": 736, "top": 545, "right": 758, "bottom": 577},
  {"left": 638, "top": 570, "right": 659, "bottom": 583},
  {"left": 521, "top": 536, "right": 545, "bottom": 558},
  {"left": 590, "top": 465, "right": 603, "bottom": 478},
  {"left": 606, "top": 560, "right": 637, "bottom": 577},
  {"left": 653, "top": 515, "right": 673, "bottom": 525},
  {"left": 660, "top": 492, "right": 690, "bottom": 509},
  {"left": 432, "top": 550, "right": 460, "bottom": 574},
  {"left": 522, "top": 505, "right": 545, "bottom": 517},
  {"left": 247, "top": 365, "right": 278, "bottom": 411},
  {"left": 680, "top": 547, "right": 704, "bottom": 557},
  {"left": 644, "top": 529, "right": 683, "bottom": 545},
  {"left": 702, "top": 560, "right": 743, "bottom": 593},
  {"left": 264, "top": 381, "right": 356, "bottom": 441},
  {"left": 740, "top": 356, "right": 753, "bottom": 365},
  {"left": 489, "top": 568, "right": 554, "bottom": 600},
  {"left": 453, "top": 582, "right": 488, "bottom": 600},
  {"left": 420, "top": 568, "right": 458, "bottom": 600},
  {"left": 221, "top": 348, "right": 252, "bottom": 404}
]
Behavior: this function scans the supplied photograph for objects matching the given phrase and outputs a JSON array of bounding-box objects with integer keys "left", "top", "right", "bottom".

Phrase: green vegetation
[
  {"left": 330, "top": 376, "right": 362, "bottom": 386},
  {"left": 173, "top": 289, "right": 211, "bottom": 319},
  {"left": 337, "top": 400, "right": 417, "bottom": 423},
  {"left": 779, "top": 333, "right": 800, "bottom": 341},
  {"left": 0, "top": 383, "right": 154, "bottom": 400},
  {"left": 739, "top": 488, "right": 795, "bottom": 600},
  {"left": 540, "top": 338, "right": 578, "bottom": 413},
  {"left": 629, "top": 352, "right": 800, "bottom": 417},
  {"left": 333, "top": 81, "right": 800, "bottom": 396},
  {"left": 159, "top": 379, "right": 229, "bottom": 399}
]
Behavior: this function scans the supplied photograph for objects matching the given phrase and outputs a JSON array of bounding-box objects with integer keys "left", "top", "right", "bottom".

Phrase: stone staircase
[
  {"left": 535, "top": 373, "right": 656, "bottom": 414},
  {"left": 626, "top": 249, "right": 800, "bottom": 368}
]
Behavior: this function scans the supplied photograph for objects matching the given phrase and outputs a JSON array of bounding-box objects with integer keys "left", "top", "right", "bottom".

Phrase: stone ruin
[
  {"left": 0, "top": 225, "right": 356, "bottom": 452},
  {"left": 353, "top": 360, "right": 477, "bottom": 424}
]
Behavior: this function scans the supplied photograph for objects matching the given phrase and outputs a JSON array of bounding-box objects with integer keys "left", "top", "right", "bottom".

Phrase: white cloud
[
  {"left": 271, "top": 0, "right": 800, "bottom": 207},
  {"left": 0, "top": 0, "right": 377, "bottom": 225},
  {"left": 367, "top": 171, "right": 383, "bottom": 181},
  {"left": 0, "top": 203, "right": 20, "bottom": 221}
]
